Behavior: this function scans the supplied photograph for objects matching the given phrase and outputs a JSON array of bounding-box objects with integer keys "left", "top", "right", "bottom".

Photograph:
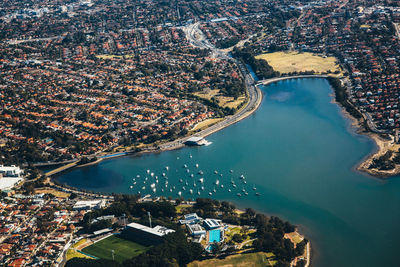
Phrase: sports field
[
  {"left": 255, "top": 51, "right": 341, "bottom": 75},
  {"left": 82, "top": 235, "right": 149, "bottom": 263}
]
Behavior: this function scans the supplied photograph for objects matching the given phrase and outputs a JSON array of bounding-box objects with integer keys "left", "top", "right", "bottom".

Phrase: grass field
[
  {"left": 175, "top": 204, "right": 192, "bottom": 214},
  {"left": 191, "top": 118, "right": 224, "bottom": 132},
  {"left": 66, "top": 239, "right": 93, "bottom": 260},
  {"left": 35, "top": 188, "right": 70, "bottom": 198},
  {"left": 255, "top": 51, "right": 341, "bottom": 75},
  {"left": 193, "top": 89, "right": 246, "bottom": 109},
  {"left": 188, "top": 252, "right": 276, "bottom": 267},
  {"left": 285, "top": 231, "right": 304, "bottom": 244},
  {"left": 82, "top": 235, "right": 149, "bottom": 263}
]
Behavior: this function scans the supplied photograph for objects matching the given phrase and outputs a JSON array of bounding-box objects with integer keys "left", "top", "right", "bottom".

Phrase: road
[{"left": 159, "top": 23, "right": 262, "bottom": 150}]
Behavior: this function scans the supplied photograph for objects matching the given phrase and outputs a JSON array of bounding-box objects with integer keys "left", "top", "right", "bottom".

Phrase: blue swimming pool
[{"left": 209, "top": 229, "right": 221, "bottom": 243}]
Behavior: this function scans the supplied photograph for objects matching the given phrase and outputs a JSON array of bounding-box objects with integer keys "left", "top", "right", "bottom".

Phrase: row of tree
[{"left": 233, "top": 47, "right": 279, "bottom": 79}]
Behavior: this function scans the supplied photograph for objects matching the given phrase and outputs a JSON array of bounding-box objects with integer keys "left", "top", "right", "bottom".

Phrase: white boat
[
  {"left": 162, "top": 173, "right": 166, "bottom": 177},
  {"left": 215, "top": 179, "right": 220, "bottom": 185},
  {"left": 189, "top": 154, "right": 192, "bottom": 158},
  {"left": 240, "top": 175, "right": 245, "bottom": 179},
  {"left": 253, "top": 186, "right": 256, "bottom": 190},
  {"left": 150, "top": 172, "right": 154, "bottom": 177},
  {"left": 165, "top": 166, "right": 169, "bottom": 171},
  {"left": 146, "top": 170, "right": 150, "bottom": 174},
  {"left": 201, "top": 186, "right": 205, "bottom": 190},
  {"left": 142, "top": 186, "right": 146, "bottom": 190},
  {"left": 195, "top": 163, "right": 199, "bottom": 168},
  {"left": 182, "top": 186, "right": 186, "bottom": 190},
  {"left": 220, "top": 184, "right": 224, "bottom": 188},
  {"left": 183, "top": 164, "right": 188, "bottom": 168},
  {"left": 179, "top": 179, "right": 183, "bottom": 183},
  {"left": 230, "top": 170, "right": 233, "bottom": 173},
  {"left": 190, "top": 174, "right": 194, "bottom": 178},
  {"left": 130, "top": 186, "right": 133, "bottom": 189},
  {"left": 244, "top": 192, "right": 248, "bottom": 196},
  {"left": 189, "top": 189, "right": 193, "bottom": 194},
  {"left": 186, "top": 169, "right": 190, "bottom": 173},
  {"left": 228, "top": 189, "right": 231, "bottom": 192},
  {"left": 137, "top": 175, "right": 140, "bottom": 178},
  {"left": 208, "top": 192, "right": 213, "bottom": 196},
  {"left": 150, "top": 183, "right": 156, "bottom": 188},
  {"left": 198, "top": 178, "right": 204, "bottom": 183},
  {"left": 178, "top": 191, "right": 182, "bottom": 196},
  {"left": 197, "top": 191, "right": 200, "bottom": 195},
  {"left": 233, "top": 184, "right": 237, "bottom": 188},
  {"left": 214, "top": 170, "right": 218, "bottom": 174},
  {"left": 198, "top": 170, "right": 203, "bottom": 175},
  {"left": 213, "top": 187, "right": 216, "bottom": 193},
  {"left": 237, "top": 193, "right": 241, "bottom": 197}
]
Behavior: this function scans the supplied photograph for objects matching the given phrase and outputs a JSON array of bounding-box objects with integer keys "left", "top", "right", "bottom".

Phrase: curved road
[{"left": 157, "top": 23, "right": 262, "bottom": 151}]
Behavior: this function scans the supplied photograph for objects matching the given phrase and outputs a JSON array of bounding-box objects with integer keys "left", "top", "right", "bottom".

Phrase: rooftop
[{"left": 126, "top": 222, "right": 175, "bottom": 237}]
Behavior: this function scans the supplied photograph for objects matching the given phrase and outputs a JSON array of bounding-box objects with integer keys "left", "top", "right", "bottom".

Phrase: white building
[
  {"left": 72, "top": 199, "right": 106, "bottom": 210},
  {"left": 0, "top": 165, "right": 24, "bottom": 190},
  {"left": 0, "top": 165, "right": 23, "bottom": 178}
]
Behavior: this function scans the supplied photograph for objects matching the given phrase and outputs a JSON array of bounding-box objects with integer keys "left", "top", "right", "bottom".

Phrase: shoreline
[
  {"left": 44, "top": 74, "right": 400, "bottom": 181},
  {"left": 329, "top": 90, "right": 400, "bottom": 179},
  {"left": 46, "top": 75, "right": 330, "bottom": 179}
]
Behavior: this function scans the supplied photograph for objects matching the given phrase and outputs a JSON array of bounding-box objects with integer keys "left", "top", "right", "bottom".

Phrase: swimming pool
[{"left": 209, "top": 229, "right": 221, "bottom": 243}]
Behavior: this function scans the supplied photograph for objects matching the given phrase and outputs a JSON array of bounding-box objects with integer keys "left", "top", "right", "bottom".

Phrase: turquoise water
[
  {"left": 209, "top": 229, "right": 221, "bottom": 243},
  {"left": 57, "top": 78, "right": 400, "bottom": 267}
]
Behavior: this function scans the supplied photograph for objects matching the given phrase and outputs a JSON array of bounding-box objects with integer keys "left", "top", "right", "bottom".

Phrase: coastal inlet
[{"left": 56, "top": 78, "right": 400, "bottom": 267}]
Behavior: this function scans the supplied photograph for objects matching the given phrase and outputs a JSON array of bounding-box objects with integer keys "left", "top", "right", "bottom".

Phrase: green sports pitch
[{"left": 82, "top": 235, "right": 149, "bottom": 263}]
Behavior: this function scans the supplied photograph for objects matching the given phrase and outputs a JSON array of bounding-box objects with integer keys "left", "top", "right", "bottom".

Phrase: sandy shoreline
[{"left": 331, "top": 94, "right": 400, "bottom": 178}]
